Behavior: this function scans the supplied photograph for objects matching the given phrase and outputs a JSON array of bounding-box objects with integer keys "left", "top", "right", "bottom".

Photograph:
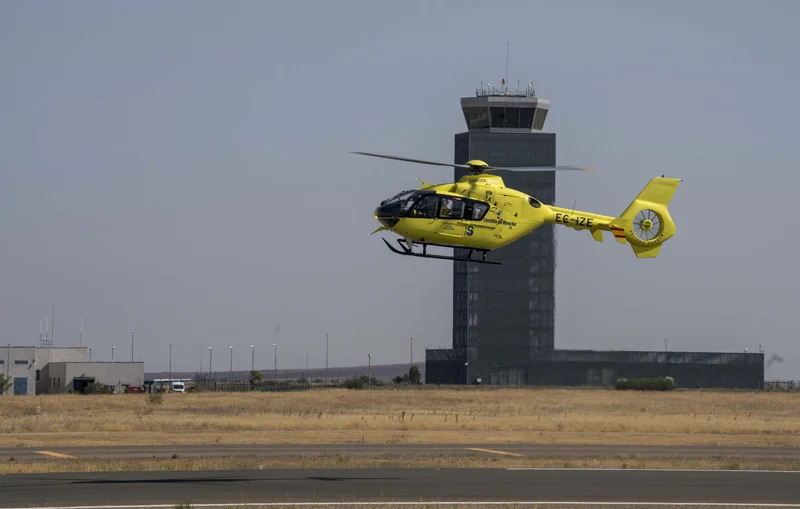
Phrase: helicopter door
[
  {"left": 435, "top": 196, "right": 467, "bottom": 237},
  {"left": 493, "top": 194, "right": 524, "bottom": 240}
]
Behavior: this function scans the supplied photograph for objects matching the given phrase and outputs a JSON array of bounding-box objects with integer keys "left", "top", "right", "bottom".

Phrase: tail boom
[{"left": 543, "top": 176, "right": 682, "bottom": 258}]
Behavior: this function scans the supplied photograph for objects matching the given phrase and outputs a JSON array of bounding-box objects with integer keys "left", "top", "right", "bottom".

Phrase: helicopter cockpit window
[
  {"left": 471, "top": 202, "right": 490, "bottom": 220},
  {"left": 381, "top": 189, "right": 419, "bottom": 214},
  {"left": 409, "top": 194, "right": 439, "bottom": 218},
  {"left": 439, "top": 197, "right": 465, "bottom": 219}
]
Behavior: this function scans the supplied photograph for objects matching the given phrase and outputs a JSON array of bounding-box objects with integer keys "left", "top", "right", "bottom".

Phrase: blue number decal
[{"left": 466, "top": 225, "right": 474, "bottom": 236}]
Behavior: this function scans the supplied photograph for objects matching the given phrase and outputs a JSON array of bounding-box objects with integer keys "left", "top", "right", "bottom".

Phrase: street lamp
[
  {"left": 273, "top": 343, "right": 277, "bottom": 392},
  {"left": 229, "top": 346, "right": 233, "bottom": 385},
  {"left": 368, "top": 353, "right": 372, "bottom": 388},
  {"left": 131, "top": 330, "right": 135, "bottom": 362},
  {"left": 111, "top": 346, "right": 115, "bottom": 361},
  {"left": 169, "top": 342, "right": 172, "bottom": 381},
  {"left": 410, "top": 336, "right": 413, "bottom": 366},
  {"left": 325, "top": 333, "right": 329, "bottom": 384},
  {"left": 250, "top": 344, "right": 255, "bottom": 372},
  {"left": 208, "top": 347, "right": 212, "bottom": 375}
]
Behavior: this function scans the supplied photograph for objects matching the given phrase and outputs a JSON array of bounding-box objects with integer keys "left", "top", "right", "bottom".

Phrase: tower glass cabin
[{"left": 452, "top": 82, "right": 556, "bottom": 385}]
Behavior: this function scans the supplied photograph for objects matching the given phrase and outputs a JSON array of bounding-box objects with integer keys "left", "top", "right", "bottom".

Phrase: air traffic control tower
[
  {"left": 424, "top": 81, "right": 764, "bottom": 390},
  {"left": 449, "top": 80, "right": 557, "bottom": 385}
]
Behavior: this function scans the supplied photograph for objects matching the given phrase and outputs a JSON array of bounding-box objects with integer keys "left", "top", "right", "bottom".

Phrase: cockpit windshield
[
  {"left": 382, "top": 190, "right": 418, "bottom": 212},
  {"left": 377, "top": 190, "right": 430, "bottom": 217}
]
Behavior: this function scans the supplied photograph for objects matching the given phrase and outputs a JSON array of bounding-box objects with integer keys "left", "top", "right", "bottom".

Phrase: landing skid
[{"left": 382, "top": 238, "right": 501, "bottom": 265}]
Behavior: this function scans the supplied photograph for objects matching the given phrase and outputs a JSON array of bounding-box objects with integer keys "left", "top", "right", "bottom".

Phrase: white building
[{"left": 1, "top": 346, "right": 144, "bottom": 395}]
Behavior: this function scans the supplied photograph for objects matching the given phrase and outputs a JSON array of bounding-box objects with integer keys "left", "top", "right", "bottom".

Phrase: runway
[
  {"left": 1, "top": 468, "right": 799, "bottom": 507},
  {"left": 2, "top": 442, "right": 799, "bottom": 461}
]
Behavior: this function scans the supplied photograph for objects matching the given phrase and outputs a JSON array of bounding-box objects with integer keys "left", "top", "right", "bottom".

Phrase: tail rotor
[{"left": 610, "top": 177, "right": 682, "bottom": 258}]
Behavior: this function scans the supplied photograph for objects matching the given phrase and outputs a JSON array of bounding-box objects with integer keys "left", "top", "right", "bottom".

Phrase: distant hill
[{"left": 145, "top": 362, "right": 424, "bottom": 383}]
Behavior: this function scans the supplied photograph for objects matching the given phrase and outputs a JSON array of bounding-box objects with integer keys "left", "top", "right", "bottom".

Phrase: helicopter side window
[
  {"left": 439, "top": 197, "right": 465, "bottom": 219},
  {"left": 409, "top": 194, "right": 439, "bottom": 218},
  {"left": 471, "top": 202, "right": 490, "bottom": 220}
]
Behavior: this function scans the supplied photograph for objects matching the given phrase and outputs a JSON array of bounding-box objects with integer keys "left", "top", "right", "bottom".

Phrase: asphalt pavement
[
  {"left": 2, "top": 442, "right": 798, "bottom": 461},
  {"left": 1, "top": 468, "right": 799, "bottom": 506}
]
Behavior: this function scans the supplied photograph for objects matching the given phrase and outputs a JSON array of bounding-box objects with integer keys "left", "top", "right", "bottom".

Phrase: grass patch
[
  {"left": 1, "top": 388, "right": 799, "bottom": 448},
  {"left": 3, "top": 451, "right": 800, "bottom": 475}
]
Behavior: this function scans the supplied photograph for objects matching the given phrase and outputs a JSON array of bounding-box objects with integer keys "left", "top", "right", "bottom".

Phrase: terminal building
[
  {"left": 1, "top": 345, "right": 144, "bottom": 395},
  {"left": 426, "top": 81, "right": 764, "bottom": 389}
]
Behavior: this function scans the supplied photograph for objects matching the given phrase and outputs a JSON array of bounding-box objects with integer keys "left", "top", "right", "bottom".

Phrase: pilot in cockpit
[{"left": 440, "top": 198, "right": 453, "bottom": 218}]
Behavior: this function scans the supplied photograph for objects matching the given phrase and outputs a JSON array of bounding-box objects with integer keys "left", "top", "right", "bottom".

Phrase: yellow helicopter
[{"left": 355, "top": 151, "right": 682, "bottom": 265}]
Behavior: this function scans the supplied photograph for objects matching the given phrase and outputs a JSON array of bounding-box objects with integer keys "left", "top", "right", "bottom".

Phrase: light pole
[
  {"left": 169, "top": 342, "right": 172, "bottom": 381},
  {"left": 229, "top": 346, "right": 233, "bottom": 385},
  {"left": 305, "top": 349, "right": 309, "bottom": 374},
  {"left": 111, "top": 346, "right": 115, "bottom": 362},
  {"left": 131, "top": 330, "right": 134, "bottom": 362},
  {"left": 410, "top": 336, "right": 413, "bottom": 366},
  {"left": 251, "top": 344, "right": 255, "bottom": 372},
  {"left": 273, "top": 343, "right": 277, "bottom": 392},
  {"left": 368, "top": 353, "right": 372, "bottom": 388},
  {"left": 89, "top": 348, "right": 92, "bottom": 361},
  {"left": 208, "top": 347, "right": 212, "bottom": 375},
  {"left": 325, "top": 333, "right": 329, "bottom": 384}
]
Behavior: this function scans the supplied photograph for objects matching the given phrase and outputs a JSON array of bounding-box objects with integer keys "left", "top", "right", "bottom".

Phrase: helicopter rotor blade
[
  {"left": 485, "top": 165, "right": 594, "bottom": 172},
  {"left": 352, "top": 151, "right": 594, "bottom": 173},
  {"left": 351, "top": 151, "right": 474, "bottom": 170}
]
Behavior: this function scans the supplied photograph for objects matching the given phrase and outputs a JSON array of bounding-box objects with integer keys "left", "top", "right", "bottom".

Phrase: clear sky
[{"left": 1, "top": 1, "right": 798, "bottom": 379}]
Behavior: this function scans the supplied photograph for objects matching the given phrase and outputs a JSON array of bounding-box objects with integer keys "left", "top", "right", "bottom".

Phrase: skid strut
[{"left": 382, "top": 238, "right": 501, "bottom": 265}]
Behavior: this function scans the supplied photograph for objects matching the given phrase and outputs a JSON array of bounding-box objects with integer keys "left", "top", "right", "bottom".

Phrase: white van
[{"left": 170, "top": 382, "right": 185, "bottom": 393}]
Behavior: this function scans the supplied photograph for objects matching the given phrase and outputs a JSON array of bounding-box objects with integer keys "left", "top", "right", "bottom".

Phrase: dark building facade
[
  {"left": 426, "top": 348, "right": 764, "bottom": 390},
  {"left": 452, "top": 87, "right": 557, "bottom": 386},
  {"left": 425, "top": 83, "right": 764, "bottom": 390}
]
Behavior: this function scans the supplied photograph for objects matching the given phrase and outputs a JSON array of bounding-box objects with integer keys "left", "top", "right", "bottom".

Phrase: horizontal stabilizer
[
  {"left": 591, "top": 230, "right": 604, "bottom": 242},
  {"left": 609, "top": 217, "right": 628, "bottom": 244},
  {"left": 632, "top": 244, "right": 663, "bottom": 258}
]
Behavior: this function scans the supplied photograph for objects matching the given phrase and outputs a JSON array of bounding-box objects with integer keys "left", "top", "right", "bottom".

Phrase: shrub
[
  {"left": 615, "top": 376, "right": 677, "bottom": 391},
  {"left": 341, "top": 375, "right": 384, "bottom": 390},
  {"left": 0, "top": 374, "right": 12, "bottom": 394},
  {"left": 392, "top": 365, "right": 422, "bottom": 385}
]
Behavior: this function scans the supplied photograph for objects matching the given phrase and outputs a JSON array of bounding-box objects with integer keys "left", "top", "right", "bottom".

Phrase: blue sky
[{"left": 1, "top": 1, "right": 798, "bottom": 379}]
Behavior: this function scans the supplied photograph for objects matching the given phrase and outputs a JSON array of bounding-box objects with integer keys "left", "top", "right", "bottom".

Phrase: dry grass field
[
  {"left": 2, "top": 387, "right": 799, "bottom": 448},
  {"left": 2, "top": 387, "right": 799, "bottom": 474},
  {"left": 4, "top": 453, "right": 800, "bottom": 475}
]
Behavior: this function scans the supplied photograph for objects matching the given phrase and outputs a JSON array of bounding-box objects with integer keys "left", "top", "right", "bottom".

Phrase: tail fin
[{"left": 609, "top": 176, "right": 682, "bottom": 258}]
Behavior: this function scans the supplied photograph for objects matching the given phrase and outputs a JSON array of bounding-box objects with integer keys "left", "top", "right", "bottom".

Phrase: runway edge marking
[
  {"left": 33, "top": 451, "right": 77, "bottom": 459},
  {"left": 465, "top": 447, "right": 524, "bottom": 457},
  {"left": 5, "top": 502, "right": 800, "bottom": 509}
]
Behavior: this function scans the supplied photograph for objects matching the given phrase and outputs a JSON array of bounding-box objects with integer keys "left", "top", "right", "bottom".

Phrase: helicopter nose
[{"left": 375, "top": 204, "right": 400, "bottom": 229}]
